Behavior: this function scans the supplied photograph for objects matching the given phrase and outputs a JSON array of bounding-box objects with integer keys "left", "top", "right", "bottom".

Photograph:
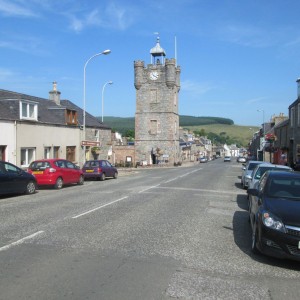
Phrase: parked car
[
  {"left": 248, "top": 170, "right": 300, "bottom": 261},
  {"left": 248, "top": 163, "right": 292, "bottom": 190},
  {"left": 237, "top": 156, "right": 246, "bottom": 163},
  {"left": 199, "top": 157, "right": 208, "bottom": 163},
  {"left": 241, "top": 160, "right": 264, "bottom": 189},
  {"left": 82, "top": 160, "right": 118, "bottom": 181},
  {"left": 224, "top": 156, "right": 231, "bottom": 162},
  {"left": 0, "top": 161, "right": 37, "bottom": 195},
  {"left": 28, "top": 159, "right": 84, "bottom": 189}
]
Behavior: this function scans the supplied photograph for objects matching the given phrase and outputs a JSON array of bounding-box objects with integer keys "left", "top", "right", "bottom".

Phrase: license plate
[
  {"left": 33, "top": 171, "right": 43, "bottom": 174},
  {"left": 86, "top": 170, "right": 94, "bottom": 173}
]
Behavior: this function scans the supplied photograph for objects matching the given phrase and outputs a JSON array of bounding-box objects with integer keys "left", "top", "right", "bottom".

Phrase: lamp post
[
  {"left": 257, "top": 109, "right": 265, "bottom": 161},
  {"left": 82, "top": 49, "right": 111, "bottom": 164},
  {"left": 101, "top": 81, "right": 113, "bottom": 123}
]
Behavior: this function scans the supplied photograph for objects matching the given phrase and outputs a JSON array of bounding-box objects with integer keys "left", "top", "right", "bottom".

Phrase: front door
[{"left": 0, "top": 146, "right": 6, "bottom": 161}]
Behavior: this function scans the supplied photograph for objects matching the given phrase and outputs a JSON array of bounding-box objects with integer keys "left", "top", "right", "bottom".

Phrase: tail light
[
  {"left": 49, "top": 168, "right": 57, "bottom": 173},
  {"left": 97, "top": 168, "right": 102, "bottom": 173}
]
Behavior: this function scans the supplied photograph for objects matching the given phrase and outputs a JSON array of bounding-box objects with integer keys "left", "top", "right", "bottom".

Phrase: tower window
[
  {"left": 150, "top": 120, "right": 158, "bottom": 135},
  {"left": 150, "top": 90, "right": 158, "bottom": 103}
]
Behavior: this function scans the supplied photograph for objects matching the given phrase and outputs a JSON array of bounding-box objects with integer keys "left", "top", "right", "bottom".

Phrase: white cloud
[
  {"left": 0, "top": 0, "right": 38, "bottom": 17},
  {"left": 217, "top": 23, "right": 274, "bottom": 48},
  {"left": 246, "top": 96, "right": 267, "bottom": 105},
  {"left": 181, "top": 79, "right": 215, "bottom": 95},
  {"left": 0, "top": 68, "right": 16, "bottom": 81}
]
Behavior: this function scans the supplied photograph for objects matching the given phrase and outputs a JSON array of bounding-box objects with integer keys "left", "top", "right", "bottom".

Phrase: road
[{"left": 0, "top": 159, "right": 300, "bottom": 300}]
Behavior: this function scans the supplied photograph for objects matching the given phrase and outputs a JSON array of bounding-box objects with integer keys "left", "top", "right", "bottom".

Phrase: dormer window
[
  {"left": 20, "top": 101, "right": 38, "bottom": 120},
  {"left": 65, "top": 109, "right": 78, "bottom": 125}
]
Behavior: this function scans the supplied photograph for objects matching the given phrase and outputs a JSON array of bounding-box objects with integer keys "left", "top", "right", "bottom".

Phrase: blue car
[
  {"left": 82, "top": 160, "right": 118, "bottom": 181},
  {"left": 0, "top": 161, "right": 37, "bottom": 195}
]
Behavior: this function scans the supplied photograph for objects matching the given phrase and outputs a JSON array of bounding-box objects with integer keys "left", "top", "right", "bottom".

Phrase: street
[{"left": 0, "top": 159, "right": 300, "bottom": 300}]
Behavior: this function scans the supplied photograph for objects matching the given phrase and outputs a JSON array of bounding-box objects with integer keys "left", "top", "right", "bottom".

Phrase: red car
[{"left": 28, "top": 159, "right": 84, "bottom": 189}]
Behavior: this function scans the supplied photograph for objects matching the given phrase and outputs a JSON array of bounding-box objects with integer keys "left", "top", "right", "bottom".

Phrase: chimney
[
  {"left": 49, "top": 81, "right": 61, "bottom": 105},
  {"left": 297, "top": 78, "right": 300, "bottom": 99}
]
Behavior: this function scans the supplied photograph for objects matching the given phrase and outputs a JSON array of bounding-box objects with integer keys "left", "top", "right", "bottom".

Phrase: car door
[
  {"left": 1, "top": 162, "right": 25, "bottom": 194},
  {"left": 65, "top": 160, "right": 79, "bottom": 183},
  {"left": 0, "top": 162, "right": 11, "bottom": 194}
]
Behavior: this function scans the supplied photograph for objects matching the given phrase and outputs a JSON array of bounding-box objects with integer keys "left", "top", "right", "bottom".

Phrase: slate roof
[{"left": 0, "top": 89, "right": 110, "bottom": 129}]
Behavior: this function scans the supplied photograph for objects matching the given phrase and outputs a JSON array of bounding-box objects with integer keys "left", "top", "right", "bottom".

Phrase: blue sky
[{"left": 1, "top": 0, "right": 300, "bottom": 127}]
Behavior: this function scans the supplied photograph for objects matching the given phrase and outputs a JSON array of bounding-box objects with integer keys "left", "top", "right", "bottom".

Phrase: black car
[
  {"left": 0, "top": 161, "right": 37, "bottom": 195},
  {"left": 248, "top": 170, "right": 300, "bottom": 261},
  {"left": 82, "top": 160, "right": 118, "bottom": 181}
]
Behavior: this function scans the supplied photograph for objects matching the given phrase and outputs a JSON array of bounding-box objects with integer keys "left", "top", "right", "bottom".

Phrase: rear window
[
  {"left": 30, "top": 161, "right": 51, "bottom": 170},
  {"left": 84, "top": 161, "right": 100, "bottom": 168}
]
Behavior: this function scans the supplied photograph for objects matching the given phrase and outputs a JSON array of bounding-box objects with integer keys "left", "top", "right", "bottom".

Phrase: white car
[
  {"left": 248, "top": 163, "right": 293, "bottom": 190},
  {"left": 241, "top": 160, "right": 265, "bottom": 189},
  {"left": 224, "top": 156, "right": 231, "bottom": 162}
]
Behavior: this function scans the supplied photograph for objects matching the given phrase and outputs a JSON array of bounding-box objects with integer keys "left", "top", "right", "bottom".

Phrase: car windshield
[
  {"left": 254, "top": 167, "right": 287, "bottom": 180},
  {"left": 267, "top": 178, "right": 300, "bottom": 199},
  {"left": 248, "top": 163, "right": 260, "bottom": 171}
]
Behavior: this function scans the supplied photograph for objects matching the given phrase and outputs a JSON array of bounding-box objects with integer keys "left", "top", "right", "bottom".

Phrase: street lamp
[
  {"left": 82, "top": 49, "right": 111, "bottom": 164},
  {"left": 257, "top": 109, "right": 265, "bottom": 136},
  {"left": 257, "top": 109, "right": 265, "bottom": 161},
  {"left": 101, "top": 81, "right": 113, "bottom": 123}
]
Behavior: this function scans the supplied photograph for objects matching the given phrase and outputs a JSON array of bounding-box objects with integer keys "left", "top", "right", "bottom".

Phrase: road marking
[
  {"left": 165, "top": 169, "right": 202, "bottom": 183},
  {"left": 156, "top": 186, "right": 243, "bottom": 195},
  {"left": 0, "top": 231, "right": 44, "bottom": 252},
  {"left": 138, "top": 184, "right": 161, "bottom": 193},
  {"left": 72, "top": 196, "right": 129, "bottom": 219}
]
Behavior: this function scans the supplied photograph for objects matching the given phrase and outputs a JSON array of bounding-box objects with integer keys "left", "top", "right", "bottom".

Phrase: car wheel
[
  {"left": 25, "top": 181, "right": 36, "bottom": 194},
  {"left": 251, "top": 224, "right": 259, "bottom": 254},
  {"left": 113, "top": 172, "right": 118, "bottom": 179},
  {"left": 54, "top": 177, "right": 63, "bottom": 189},
  {"left": 100, "top": 173, "right": 106, "bottom": 181},
  {"left": 78, "top": 175, "right": 84, "bottom": 185}
]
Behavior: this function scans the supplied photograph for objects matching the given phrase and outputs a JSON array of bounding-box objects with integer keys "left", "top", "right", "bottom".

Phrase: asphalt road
[{"left": 0, "top": 159, "right": 300, "bottom": 300}]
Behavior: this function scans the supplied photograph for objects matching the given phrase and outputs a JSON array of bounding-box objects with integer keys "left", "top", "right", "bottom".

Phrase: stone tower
[{"left": 134, "top": 37, "right": 181, "bottom": 165}]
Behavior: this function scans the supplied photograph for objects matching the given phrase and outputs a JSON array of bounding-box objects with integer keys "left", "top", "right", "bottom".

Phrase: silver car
[
  {"left": 241, "top": 160, "right": 265, "bottom": 189},
  {"left": 248, "top": 163, "right": 292, "bottom": 190}
]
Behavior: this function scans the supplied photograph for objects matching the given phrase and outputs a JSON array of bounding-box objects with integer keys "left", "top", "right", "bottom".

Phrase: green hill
[{"left": 99, "top": 116, "right": 258, "bottom": 147}]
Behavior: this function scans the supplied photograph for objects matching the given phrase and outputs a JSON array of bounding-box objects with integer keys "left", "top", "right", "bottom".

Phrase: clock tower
[{"left": 134, "top": 37, "right": 181, "bottom": 165}]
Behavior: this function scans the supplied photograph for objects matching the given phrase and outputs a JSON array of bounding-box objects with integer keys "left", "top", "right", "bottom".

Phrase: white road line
[
  {"left": 72, "top": 196, "right": 129, "bottom": 219},
  {"left": 138, "top": 184, "right": 161, "bottom": 193},
  {"left": 157, "top": 186, "right": 243, "bottom": 195},
  {"left": 165, "top": 169, "right": 201, "bottom": 183},
  {"left": 0, "top": 231, "right": 44, "bottom": 252}
]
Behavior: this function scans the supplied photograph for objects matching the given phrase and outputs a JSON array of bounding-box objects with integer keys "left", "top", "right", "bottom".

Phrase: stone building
[{"left": 134, "top": 37, "right": 181, "bottom": 165}]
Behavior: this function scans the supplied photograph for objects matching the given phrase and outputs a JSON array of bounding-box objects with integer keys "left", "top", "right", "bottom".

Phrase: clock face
[{"left": 149, "top": 71, "right": 159, "bottom": 80}]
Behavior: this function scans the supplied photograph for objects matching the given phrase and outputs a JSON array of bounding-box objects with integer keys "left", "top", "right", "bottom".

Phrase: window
[
  {"left": 21, "top": 148, "right": 35, "bottom": 167},
  {"left": 66, "top": 161, "right": 75, "bottom": 169},
  {"left": 298, "top": 104, "right": 300, "bottom": 126},
  {"left": 291, "top": 106, "right": 295, "bottom": 127},
  {"left": 54, "top": 146, "right": 60, "bottom": 159},
  {"left": 66, "top": 146, "right": 75, "bottom": 162},
  {"left": 20, "top": 101, "right": 38, "bottom": 120},
  {"left": 150, "top": 90, "right": 158, "bottom": 103},
  {"left": 44, "top": 147, "right": 51, "bottom": 159},
  {"left": 65, "top": 109, "right": 78, "bottom": 125},
  {"left": 150, "top": 120, "right": 158, "bottom": 135}
]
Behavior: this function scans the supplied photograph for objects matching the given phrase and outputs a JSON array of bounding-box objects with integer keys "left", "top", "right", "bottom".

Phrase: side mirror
[{"left": 247, "top": 188, "right": 259, "bottom": 196}]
